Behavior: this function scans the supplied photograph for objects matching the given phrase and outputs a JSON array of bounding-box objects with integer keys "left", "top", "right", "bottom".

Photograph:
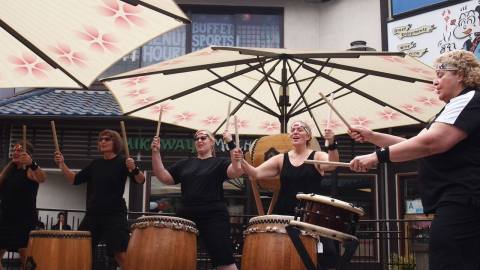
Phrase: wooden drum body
[
  {"left": 296, "top": 194, "right": 364, "bottom": 241},
  {"left": 25, "top": 230, "right": 92, "bottom": 270},
  {"left": 125, "top": 215, "right": 198, "bottom": 270},
  {"left": 241, "top": 215, "right": 318, "bottom": 270}
]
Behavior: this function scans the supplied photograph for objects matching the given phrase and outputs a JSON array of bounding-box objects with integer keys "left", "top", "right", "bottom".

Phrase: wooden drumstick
[
  {"left": 225, "top": 101, "right": 232, "bottom": 131},
  {"left": 155, "top": 107, "right": 163, "bottom": 137},
  {"left": 234, "top": 115, "right": 240, "bottom": 147},
  {"left": 51, "top": 121, "right": 60, "bottom": 152},
  {"left": 120, "top": 121, "right": 130, "bottom": 158},
  {"left": 303, "top": 159, "right": 350, "bottom": 167},
  {"left": 318, "top": 91, "right": 351, "bottom": 130},
  {"left": 325, "top": 93, "right": 334, "bottom": 147},
  {"left": 22, "top": 125, "right": 27, "bottom": 169}
]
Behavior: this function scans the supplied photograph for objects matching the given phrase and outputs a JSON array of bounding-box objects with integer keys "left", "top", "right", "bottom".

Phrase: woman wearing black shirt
[
  {"left": 0, "top": 141, "right": 46, "bottom": 270},
  {"left": 151, "top": 130, "right": 243, "bottom": 270},
  {"left": 55, "top": 129, "right": 145, "bottom": 269}
]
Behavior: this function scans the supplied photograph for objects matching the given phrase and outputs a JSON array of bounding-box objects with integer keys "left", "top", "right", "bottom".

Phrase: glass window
[
  {"left": 141, "top": 26, "right": 187, "bottom": 66},
  {"left": 236, "top": 14, "right": 281, "bottom": 48},
  {"left": 191, "top": 14, "right": 236, "bottom": 51},
  {"left": 391, "top": 0, "right": 452, "bottom": 16}
]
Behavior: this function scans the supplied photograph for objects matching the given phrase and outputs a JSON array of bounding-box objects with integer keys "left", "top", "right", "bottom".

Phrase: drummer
[
  {"left": 0, "top": 141, "right": 46, "bottom": 270},
  {"left": 54, "top": 129, "right": 145, "bottom": 268},
  {"left": 237, "top": 120, "right": 340, "bottom": 269},
  {"left": 151, "top": 129, "right": 243, "bottom": 270}
]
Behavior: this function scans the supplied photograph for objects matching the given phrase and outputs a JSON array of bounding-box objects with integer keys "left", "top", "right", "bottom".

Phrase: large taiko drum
[
  {"left": 295, "top": 194, "right": 364, "bottom": 242},
  {"left": 241, "top": 215, "right": 318, "bottom": 270},
  {"left": 245, "top": 134, "right": 321, "bottom": 191},
  {"left": 125, "top": 215, "right": 198, "bottom": 270},
  {"left": 25, "top": 230, "right": 92, "bottom": 270}
]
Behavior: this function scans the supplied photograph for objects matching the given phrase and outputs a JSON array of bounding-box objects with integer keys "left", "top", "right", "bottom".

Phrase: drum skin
[
  {"left": 246, "top": 134, "right": 321, "bottom": 192},
  {"left": 25, "top": 230, "right": 92, "bottom": 270},
  {"left": 125, "top": 216, "right": 198, "bottom": 270},
  {"left": 241, "top": 215, "right": 318, "bottom": 270}
]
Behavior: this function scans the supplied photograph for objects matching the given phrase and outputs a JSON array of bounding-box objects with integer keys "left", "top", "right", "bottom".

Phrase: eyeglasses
[
  {"left": 194, "top": 136, "right": 209, "bottom": 142},
  {"left": 98, "top": 136, "right": 112, "bottom": 142}
]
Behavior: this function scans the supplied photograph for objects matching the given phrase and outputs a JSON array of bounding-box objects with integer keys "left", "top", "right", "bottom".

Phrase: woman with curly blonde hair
[{"left": 349, "top": 50, "right": 480, "bottom": 270}]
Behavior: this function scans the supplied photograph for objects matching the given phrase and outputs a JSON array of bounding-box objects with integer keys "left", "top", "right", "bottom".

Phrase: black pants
[{"left": 429, "top": 203, "right": 480, "bottom": 270}]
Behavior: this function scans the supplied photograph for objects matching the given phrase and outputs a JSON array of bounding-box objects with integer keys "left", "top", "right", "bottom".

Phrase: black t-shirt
[
  {"left": 419, "top": 88, "right": 480, "bottom": 213},
  {"left": 74, "top": 155, "right": 130, "bottom": 214},
  {"left": 0, "top": 167, "right": 38, "bottom": 224},
  {"left": 168, "top": 157, "right": 230, "bottom": 208}
]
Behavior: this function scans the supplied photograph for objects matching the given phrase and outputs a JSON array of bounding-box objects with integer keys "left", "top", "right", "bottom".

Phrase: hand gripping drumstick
[
  {"left": 318, "top": 91, "right": 351, "bottom": 130},
  {"left": 234, "top": 115, "right": 240, "bottom": 147},
  {"left": 303, "top": 159, "right": 350, "bottom": 167},
  {"left": 22, "top": 125, "right": 27, "bottom": 169},
  {"left": 225, "top": 101, "right": 232, "bottom": 132},
  {"left": 120, "top": 121, "right": 130, "bottom": 158},
  {"left": 155, "top": 107, "right": 163, "bottom": 137},
  {"left": 50, "top": 121, "right": 60, "bottom": 152}
]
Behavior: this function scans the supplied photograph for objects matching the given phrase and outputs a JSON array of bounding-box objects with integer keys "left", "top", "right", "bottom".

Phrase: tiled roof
[{"left": 0, "top": 89, "right": 122, "bottom": 116}]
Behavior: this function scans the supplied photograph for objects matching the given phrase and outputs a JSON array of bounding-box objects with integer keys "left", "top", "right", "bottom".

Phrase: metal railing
[{"left": 2, "top": 209, "right": 431, "bottom": 270}]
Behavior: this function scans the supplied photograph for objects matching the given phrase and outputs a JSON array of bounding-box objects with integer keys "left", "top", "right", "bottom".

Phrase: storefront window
[
  {"left": 391, "top": 0, "right": 451, "bottom": 16},
  {"left": 191, "top": 14, "right": 235, "bottom": 51}
]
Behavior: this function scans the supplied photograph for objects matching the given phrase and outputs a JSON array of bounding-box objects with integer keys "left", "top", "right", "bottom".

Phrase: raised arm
[
  {"left": 22, "top": 152, "right": 47, "bottom": 183},
  {"left": 348, "top": 126, "right": 406, "bottom": 147},
  {"left": 54, "top": 151, "right": 76, "bottom": 184},
  {"left": 223, "top": 130, "right": 244, "bottom": 179},
  {"left": 151, "top": 136, "right": 175, "bottom": 185},
  {"left": 240, "top": 154, "right": 282, "bottom": 180},
  {"left": 125, "top": 157, "right": 145, "bottom": 184}
]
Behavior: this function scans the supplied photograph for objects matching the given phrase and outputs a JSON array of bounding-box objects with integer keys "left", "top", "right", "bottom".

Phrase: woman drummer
[
  {"left": 237, "top": 120, "right": 340, "bottom": 269},
  {"left": 0, "top": 141, "right": 47, "bottom": 270},
  {"left": 151, "top": 130, "right": 243, "bottom": 270}
]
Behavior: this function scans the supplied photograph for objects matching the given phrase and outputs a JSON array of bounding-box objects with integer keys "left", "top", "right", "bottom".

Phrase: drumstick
[
  {"left": 234, "top": 115, "right": 240, "bottom": 147},
  {"left": 50, "top": 121, "right": 60, "bottom": 152},
  {"left": 155, "top": 107, "right": 163, "bottom": 137},
  {"left": 325, "top": 93, "right": 334, "bottom": 147},
  {"left": 22, "top": 125, "right": 26, "bottom": 169},
  {"left": 303, "top": 159, "right": 350, "bottom": 167},
  {"left": 318, "top": 91, "right": 351, "bottom": 130},
  {"left": 120, "top": 121, "right": 130, "bottom": 158},
  {"left": 225, "top": 101, "right": 232, "bottom": 133}
]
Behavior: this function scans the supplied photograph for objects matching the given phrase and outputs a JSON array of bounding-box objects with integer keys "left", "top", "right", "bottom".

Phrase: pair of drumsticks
[{"left": 304, "top": 91, "right": 351, "bottom": 168}]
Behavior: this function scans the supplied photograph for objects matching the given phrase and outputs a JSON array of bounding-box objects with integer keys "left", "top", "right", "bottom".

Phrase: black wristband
[
  {"left": 227, "top": 140, "right": 236, "bottom": 150},
  {"left": 29, "top": 161, "right": 39, "bottom": 170},
  {"left": 131, "top": 166, "right": 140, "bottom": 176},
  {"left": 375, "top": 147, "right": 391, "bottom": 163},
  {"left": 327, "top": 141, "right": 338, "bottom": 151}
]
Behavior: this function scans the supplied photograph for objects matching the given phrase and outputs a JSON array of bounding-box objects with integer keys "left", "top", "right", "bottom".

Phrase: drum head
[
  {"left": 29, "top": 230, "right": 91, "bottom": 238},
  {"left": 296, "top": 193, "right": 365, "bottom": 216},
  {"left": 133, "top": 215, "right": 198, "bottom": 234}
]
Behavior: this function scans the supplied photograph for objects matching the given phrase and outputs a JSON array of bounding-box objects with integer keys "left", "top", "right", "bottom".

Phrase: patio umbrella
[
  {"left": 101, "top": 46, "right": 439, "bottom": 137},
  {"left": 0, "top": 0, "right": 189, "bottom": 89}
]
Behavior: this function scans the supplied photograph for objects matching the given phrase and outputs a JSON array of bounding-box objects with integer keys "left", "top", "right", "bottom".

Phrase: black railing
[{"left": 2, "top": 209, "right": 431, "bottom": 270}]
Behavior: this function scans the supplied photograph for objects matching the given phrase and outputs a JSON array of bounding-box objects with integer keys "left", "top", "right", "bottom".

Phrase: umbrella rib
[
  {"left": 123, "top": 58, "right": 278, "bottom": 115},
  {"left": 246, "top": 63, "right": 281, "bottom": 84},
  {"left": 285, "top": 61, "right": 324, "bottom": 138},
  {"left": 207, "top": 69, "right": 278, "bottom": 116},
  {"left": 208, "top": 86, "right": 272, "bottom": 114},
  {"left": 305, "top": 58, "right": 432, "bottom": 84},
  {"left": 297, "top": 60, "right": 427, "bottom": 124},
  {"left": 257, "top": 62, "right": 281, "bottom": 111},
  {"left": 0, "top": 19, "right": 87, "bottom": 89},
  {"left": 120, "top": 0, "right": 191, "bottom": 24}
]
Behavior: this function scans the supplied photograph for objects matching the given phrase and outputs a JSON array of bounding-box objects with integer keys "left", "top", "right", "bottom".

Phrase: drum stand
[{"left": 286, "top": 224, "right": 359, "bottom": 270}]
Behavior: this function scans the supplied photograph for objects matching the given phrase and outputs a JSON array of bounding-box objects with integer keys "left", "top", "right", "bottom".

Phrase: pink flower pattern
[
  {"left": 77, "top": 26, "right": 119, "bottom": 53},
  {"left": 202, "top": 116, "right": 221, "bottom": 125},
  {"left": 135, "top": 96, "right": 156, "bottom": 106},
  {"left": 379, "top": 56, "right": 407, "bottom": 64},
  {"left": 122, "top": 76, "right": 148, "bottom": 87},
  {"left": 423, "top": 84, "right": 436, "bottom": 92},
  {"left": 378, "top": 109, "right": 400, "bottom": 121},
  {"left": 351, "top": 116, "right": 372, "bottom": 128},
  {"left": 8, "top": 53, "right": 50, "bottom": 79},
  {"left": 151, "top": 102, "right": 174, "bottom": 114},
  {"left": 259, "top": 121, "right": 280, "bottom": 132},
  {"left": 125, "top": 88, "right": 148, "bottom": 97},
  {"left": 235, "top": 119, "right": 249, "bottom": 129},
  {"left": 175, "top": 112, "right": 195, "bottom": 123},
  {"left": 401, "top": 104, "right": 422, "bottom": 114},
  {"left": 416, "top": 96, "right": 440, "bottom": 106},
  {"left": 321, "top": 119, "right": 342, "bottom": 130},
  {"left": 49, "top": 44, "right": 87, "bottom": 67},
  {"left": 97, "top": 0, "right": 146, "bottom": 29}
]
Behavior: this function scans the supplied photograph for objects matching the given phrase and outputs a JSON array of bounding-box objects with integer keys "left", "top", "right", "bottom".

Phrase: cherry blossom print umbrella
[
  {"left": 102, "top": 46, "right": 439, "bottom": 137},
  {"left": 0, "top": 0, "right": 189, "bottom": 89}
]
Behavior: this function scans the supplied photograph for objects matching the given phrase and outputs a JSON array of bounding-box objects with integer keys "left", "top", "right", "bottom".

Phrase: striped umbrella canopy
[
  {"left": 102, "top": 46, "right": 440, "bottom": 137},
  {"left": 0, "top": 0, "right": 189, "bottom": 89}
]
